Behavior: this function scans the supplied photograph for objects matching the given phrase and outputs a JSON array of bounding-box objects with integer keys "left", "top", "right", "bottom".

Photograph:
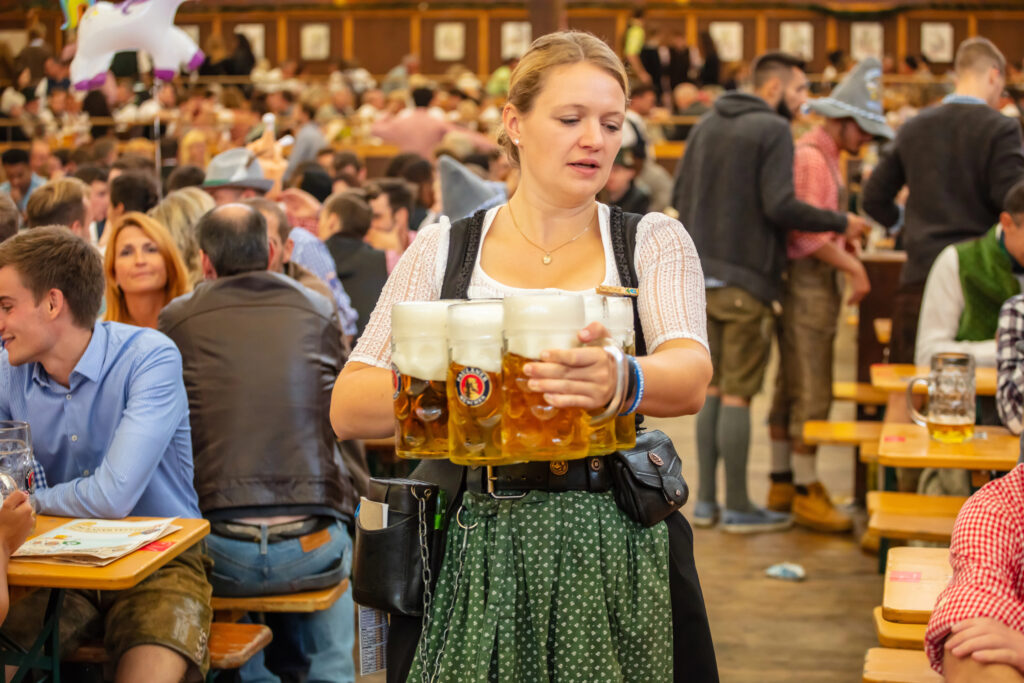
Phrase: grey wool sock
[
  {"left": 718, "top": 404, "right": 754, "bottom": 513},
  {"left": 695, "top": 394, "right": 721, "bottom": 504}
]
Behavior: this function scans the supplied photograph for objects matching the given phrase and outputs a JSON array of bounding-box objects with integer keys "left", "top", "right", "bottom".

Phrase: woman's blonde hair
[
  {"left": 148, "top": 187, "right": 214, "bottom": 287},
  {"left": 103, "top": 212, "right": 191, "bottom": 325},
  {"left": 179, "top": 128, "right": 211, "bottom": 167},
  {"left": 499, "top": 31, "right": 630, "bottom": 167}
]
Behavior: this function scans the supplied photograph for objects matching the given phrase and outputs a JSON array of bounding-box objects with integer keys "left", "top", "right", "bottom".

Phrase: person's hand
[
  {"left": 846, "top": 260, "right": 871, "bottom": 305},
  {"left": 845, "top": 213, "right": 868, "bottom": 242},
  {"left": 0, "top": 491, "right": 34, "bottom": 557},
  {"left": 16, "top": 68, "right": 30, "bottom": 89},
  {"left": 946, "top": 618, "right": 1024, "bottom": 673},
  {"left": 523, "top": 323, "right": 617, "bottom": 410}
]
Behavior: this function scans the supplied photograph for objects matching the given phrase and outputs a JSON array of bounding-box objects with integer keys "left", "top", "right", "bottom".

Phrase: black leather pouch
[
  {"left": 609, "top": 429, "right": 689, "bottom": 527},
  {"left": 352, "top": 477, "right": 438, "bottom": 616}
]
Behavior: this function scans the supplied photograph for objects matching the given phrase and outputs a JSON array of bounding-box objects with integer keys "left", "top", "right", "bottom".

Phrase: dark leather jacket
[{"left": 158, "top": 271, "right": 357, "bottom": 521}]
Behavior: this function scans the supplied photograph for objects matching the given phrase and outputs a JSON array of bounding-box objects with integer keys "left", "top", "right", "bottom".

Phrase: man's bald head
[{"left": 197, "top": 203, "right": 269, "bottom": 278}]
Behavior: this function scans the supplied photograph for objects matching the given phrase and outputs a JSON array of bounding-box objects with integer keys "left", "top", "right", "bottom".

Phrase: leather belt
[
  {"left": 210, "top": 516, "right": 329, "bottom": 543},
  {"left": 464, "top": 457, "right": 612, "bottom": 495}
]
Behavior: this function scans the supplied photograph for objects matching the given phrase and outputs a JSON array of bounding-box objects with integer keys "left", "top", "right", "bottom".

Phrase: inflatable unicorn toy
[
  {"left": 61, "top": 0, "right": 95, "bottom": 30},
  {"left": 71, "top": 0, "right": 203, "bottom": 90}
]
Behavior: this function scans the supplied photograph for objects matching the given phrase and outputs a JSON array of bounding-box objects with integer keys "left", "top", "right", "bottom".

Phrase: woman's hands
[
  {"left": 0, "top": 490, "right": 35, "bottom": 557},
  {"left": 523, "top": 323, "right": 619, "bottom": 410}
]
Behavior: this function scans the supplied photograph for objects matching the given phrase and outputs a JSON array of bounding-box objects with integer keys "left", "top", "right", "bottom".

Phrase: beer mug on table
[
  {"left": 0, "top": 421, "right": 33, "bottom": 497},
  {"left": 906, "top": 352, "right": 976, "bottom": 444},
  {"left": 391, "top": 301, "right": 457, "bottom": 459},
  {"left": 501, "top": 294, "right": 621, "bottom": 461},
  {"left": 447, "top": 301, "right": 508, "bottom": 466}
]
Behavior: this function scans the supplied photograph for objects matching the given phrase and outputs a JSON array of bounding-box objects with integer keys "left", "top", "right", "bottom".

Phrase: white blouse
[{"left": 349, "top": 203, "right": 708, "bottom": 368}]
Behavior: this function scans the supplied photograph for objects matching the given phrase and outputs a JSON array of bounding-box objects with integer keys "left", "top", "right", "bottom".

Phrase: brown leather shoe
[
  {"left": 792, "top": 482, "right": 853, "bottom": 533},
  {"left": 766, "top": 481, "right": 796, "bottom": 512}
]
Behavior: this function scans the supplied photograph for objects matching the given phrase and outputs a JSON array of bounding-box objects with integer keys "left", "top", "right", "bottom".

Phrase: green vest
[{"left": 955, "top": 226, "right": 1021, "bottom": 342}]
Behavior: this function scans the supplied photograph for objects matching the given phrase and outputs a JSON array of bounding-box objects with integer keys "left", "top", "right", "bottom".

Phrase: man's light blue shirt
[
  {"left": 0, "top": 173, "right": 46, "bottom": 212},
  {"left": 0, "top": 322, "right": 200, "bottom": 519},
  {"left": 288, "top": 227, "right": 359, "bottom": 336}
]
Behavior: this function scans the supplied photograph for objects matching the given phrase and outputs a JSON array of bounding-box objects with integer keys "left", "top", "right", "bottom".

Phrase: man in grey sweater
[{"left": 672, "top": 52, "right": 867, "bottom": 533}]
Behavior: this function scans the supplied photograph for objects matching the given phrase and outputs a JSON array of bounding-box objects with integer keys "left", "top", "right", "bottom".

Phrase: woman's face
[
  {"left": 114, "top": 227, "right": 168, "bottom": 296},
  {"left": 187, "top": 141, "right": 206, "bottom": 166},
  {"left": 508, "top": 62, "right": 626, "bottom": 205}
]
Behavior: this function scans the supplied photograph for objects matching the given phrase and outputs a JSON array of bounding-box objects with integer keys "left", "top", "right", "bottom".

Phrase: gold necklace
[{"left": 507, "top": 203, "right": 595, "bottom": 266}]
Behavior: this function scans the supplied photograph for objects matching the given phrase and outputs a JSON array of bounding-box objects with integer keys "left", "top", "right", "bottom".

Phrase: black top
[
  {"left": 862, "top": 102, "right": 1024, "bottom": 286},
  {"left": 324, "top": 234, "right": 388, "bottom": 340}
]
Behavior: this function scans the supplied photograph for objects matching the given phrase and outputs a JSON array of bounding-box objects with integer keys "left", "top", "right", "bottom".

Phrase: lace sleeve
[
  {"left": 634, "top": 212, "right": 709, "bottom": 354},
  {"left": 348, "top": 220, "right": 449, "bottom": 369}
]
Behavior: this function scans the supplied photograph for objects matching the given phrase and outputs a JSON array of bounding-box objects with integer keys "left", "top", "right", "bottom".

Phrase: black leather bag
[
  {"left": 609, "top": 430, "right": 689, "bottom": 527},
  {"left": 351, "top": 478, "right": 438, "bottom": 616}
]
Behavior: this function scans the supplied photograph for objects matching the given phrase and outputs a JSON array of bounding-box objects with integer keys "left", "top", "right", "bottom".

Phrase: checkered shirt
[
  {"left": 924, "top": 464, "right": 1024, "bottom": 673},
  {"left": 997, "top": 294, "right": 1024, "bottom": 435},
  {"left": 789, "top": 125, "right": 844, "bottom": 259}
]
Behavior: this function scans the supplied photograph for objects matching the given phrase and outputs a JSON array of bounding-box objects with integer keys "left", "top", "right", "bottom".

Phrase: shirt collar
[
  {"left": 33, "top": 322, "right": 106, "bottom": 389},
  {"left": 942, "top": 93, "right": 987, "bottom": 106}
]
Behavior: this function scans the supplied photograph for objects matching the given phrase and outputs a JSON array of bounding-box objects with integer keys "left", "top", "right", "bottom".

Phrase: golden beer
[
  {"left": 501, "top": 294, "right": 590, "bottom": 461},
  {"left": 391, "top": 301, "right": 457, "bottom": 459},
  {"left": 583, "top": 296, "right": 617, "bottom": 455},
  {"left": 926, "top": 417, "right": 975, "bottom": 444},
  {"left": 606, "top": 297, "right": 638, "bottom": 450},
  {"left": 446, "top": 301, "right": 508, "bottom": 465}
]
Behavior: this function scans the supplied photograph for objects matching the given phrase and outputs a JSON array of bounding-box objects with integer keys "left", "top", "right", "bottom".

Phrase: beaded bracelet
[{"left": 620, "top": 355, "right": 646, "bottom": 416}]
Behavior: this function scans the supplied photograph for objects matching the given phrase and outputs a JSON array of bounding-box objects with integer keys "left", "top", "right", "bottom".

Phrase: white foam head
[
  {"left": 503, "top": 294, "right": 584, "bottom": 359},
  {"left": 391, "top": 300, "right": 457, "bottom": 380},
  {"left": 583, "top": 295, "right": 607, "bottom": 326},
  {"left": 606, "top": 297, "right": 634, "bottom": 334},
  {"left": 448, "top": 301, "right": 504, "bottom": 373}
]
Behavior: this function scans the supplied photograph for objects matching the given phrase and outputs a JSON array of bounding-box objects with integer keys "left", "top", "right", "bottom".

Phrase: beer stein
[
  {"left": 606, "top": 296, "right": 638, "bottom": 450},
  {"left": 906, "top": 352, "right": 976, "bottom": 444},
  {"left": 501, "top": 294, "right": 624, "bottom": 462},
  {"left": 446, "top": 301, "right": 509, "bottom": 466},
  {"left": 0, "top": 421, "right": 32, "bottom": 496},
  {"left": 583, "top": 296, "right": 617, "bottom": 456},
  {"left": 391, "top": 301, "right": 457, "bottom": 458}
]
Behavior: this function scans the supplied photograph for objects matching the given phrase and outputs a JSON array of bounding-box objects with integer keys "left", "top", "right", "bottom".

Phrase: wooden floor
[{"left": 356, "top": 313, "right": 881, "bottom": 682}]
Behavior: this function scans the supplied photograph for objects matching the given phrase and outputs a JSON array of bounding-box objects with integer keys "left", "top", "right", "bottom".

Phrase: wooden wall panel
[
  {"left": 566, "top": 14, "right": 619, "bottom": 48},
  {"left": 696, "top": 17, "right": 758, "bottom": 65},
  {"left": 487, "top": 14, "right": 529, "bottom": 73},
  {"left": 285, "top": 17, "right": 346, "bottom": 73},
  {"left": 976, "top": 17, "right": 1024, "bottom": 70},
  {"left": 836, "top": 17, "right": 899, "bottom": 64},
  {"left": 220, "top": 16, "right": 278, "bottom": 63},
  {"left": 764, "top": 15, "right": 828, "bottom": 71},
  {"left": 905, "top": 16, "right": 967, "bottom": 66},
  {"left": 351, "top": 15, "right": 410, "bottom": 74},
  {"left": 421, "top": 16, "right": 479, "bottom": 75}
]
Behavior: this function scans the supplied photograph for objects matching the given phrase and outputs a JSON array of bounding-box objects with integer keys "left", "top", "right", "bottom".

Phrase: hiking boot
[
  {"left": 766, "top": 481, "right": 796, "bottom": 512},
  {"left": 721, "top": 506, "right": 793, "bottom": 534},
  {"left": 692, "top": 501, "right": 720, "bottom": 528},
  {"left": 792, "top": 482, "right": 853, "bottom": 533}
]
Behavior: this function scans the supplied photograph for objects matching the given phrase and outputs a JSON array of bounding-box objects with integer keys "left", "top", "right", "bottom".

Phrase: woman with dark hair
[
  {"left": 223, "top": 33, "right": 256, "bottom": 77},
  {"left": 698, "top": 31, "right": 721, "bottom": 87},
  {"left": 83, "top": 90, "right": 113, "bottom": 140}
]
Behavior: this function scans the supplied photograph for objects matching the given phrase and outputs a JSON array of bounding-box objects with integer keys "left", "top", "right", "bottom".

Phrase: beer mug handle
[
  {"left": 591, "top": 345, "right": 628, "bottom": 428},
  {"left": 906, "top": 377, "right": 930, "bottom": 428}
]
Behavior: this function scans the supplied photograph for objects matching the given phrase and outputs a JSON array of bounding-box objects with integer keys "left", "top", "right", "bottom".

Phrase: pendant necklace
[{"left": 507, "top": 203, "right": 595, "bottom": 265}]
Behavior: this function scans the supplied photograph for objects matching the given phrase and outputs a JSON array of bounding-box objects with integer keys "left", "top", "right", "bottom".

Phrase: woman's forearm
[
  {"left": 636, "top": 339, "right": 713, "bottom": 417},
  {"left": 330, "top": 363, "right": 396, "bottom": 440}
]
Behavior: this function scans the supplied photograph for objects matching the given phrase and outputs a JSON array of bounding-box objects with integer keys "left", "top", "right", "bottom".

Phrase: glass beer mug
[
  {"left": 583, "top": 296, "right": 617, "bottom": 456},
  {"left": 391, "top": 301, "right": 456, "bottom": 458},
  {"left": 606, "top": 296, "right": 638, "bottom": 451},
  {"left": 906, "top": 352, "right": 976, "bottom": 444},
  {"left": 501, "top": 294, "right": 621, "bottom": 461},
  {"left": 0, "top": 421, "right": 32, "bottom": 497},
  {"left": 447, "top": 301, "right": 508, "bottom": 466}
]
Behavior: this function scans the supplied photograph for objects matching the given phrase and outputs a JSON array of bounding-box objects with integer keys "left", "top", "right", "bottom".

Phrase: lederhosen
[{"left": 385, "top": 207, "right": 720, "bottom": 683}]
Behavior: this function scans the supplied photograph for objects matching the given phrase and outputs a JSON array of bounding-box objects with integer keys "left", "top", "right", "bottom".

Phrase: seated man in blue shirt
[{"left": 0, "top": 227, "right": 212, "bottom": 682}]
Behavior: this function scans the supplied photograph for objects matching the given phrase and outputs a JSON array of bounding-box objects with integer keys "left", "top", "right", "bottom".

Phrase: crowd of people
[{"left": 0, "top": 12, "right": 1020, "bottom": 683}]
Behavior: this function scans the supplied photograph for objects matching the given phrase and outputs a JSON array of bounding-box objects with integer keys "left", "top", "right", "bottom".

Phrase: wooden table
[
  {"left": 870, "top": 363, "right": 997, "bottom": 396},
  {"left": 2, "top": 516, "right": 209, "bottom": 680},
  {"left": 876, "top": 423, "right": 1020, "bottom": 471},
  {"left": 882, "top": 547, "right": 952, "bottom": 624}
]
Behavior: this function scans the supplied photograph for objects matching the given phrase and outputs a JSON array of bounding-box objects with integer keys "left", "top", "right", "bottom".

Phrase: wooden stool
[
  {"left": 873, "top": 607, "right": 927, "bottom": 649},
  {"left": 211, "top": 579, "right": 349, "bottom": 623},
  {"left": 867, "top": 492, "right": 966, "bottom": 544},
  {"left": 863, "top": 647, "right": 941, "bottom": 682}
]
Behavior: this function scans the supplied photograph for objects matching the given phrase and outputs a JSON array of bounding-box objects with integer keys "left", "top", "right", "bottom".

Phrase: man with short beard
[{"left": 672, "top": 52, "right": 868, "bottom": 534}]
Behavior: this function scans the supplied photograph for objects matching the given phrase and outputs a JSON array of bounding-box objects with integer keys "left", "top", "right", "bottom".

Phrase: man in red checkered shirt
[
  {"left": 767, "top": 58, "right": 893, "bottom": 533},
  {"left": 925, "top": 464, "right": 1024, "bottom": 682}
]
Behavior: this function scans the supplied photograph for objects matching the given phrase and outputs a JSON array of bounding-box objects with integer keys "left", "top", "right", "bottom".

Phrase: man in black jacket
[
  {"left": 672, "top": 52, "right": 867, "bottom": 534},
  {"left": 159, "top": 204, "right": 358, "bottom": 682},
  {"left": 863, "top": 37, "right": 1024, "bottom": 364},
  {"left": 321, "top": 190, "right": 387, "bottom": 340}
]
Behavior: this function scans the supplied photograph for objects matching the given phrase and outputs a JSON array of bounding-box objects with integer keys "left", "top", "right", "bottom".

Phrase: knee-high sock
[
  {"left": 719, "top": 404, "right": 754, "bottom": 513},
  {"left": 695, "top": 394, "right": 721, "bottom": 504}
]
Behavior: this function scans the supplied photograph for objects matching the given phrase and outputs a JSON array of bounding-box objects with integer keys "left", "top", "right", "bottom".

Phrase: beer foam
[
  {"left": 451, "top": 344, "right": 502, "bottom": 374},
  {"left": 448, "top": 301, "right": 503, "bottom": 341},
  {"left": 391, "top": 300, "right": 456, "bottom": 339},
  {"left": 503, "top": 294, "right": 584, "bottom": 332},
  {"left": 392, "top": 339, "right": 449, "bottom": 381},
  {"left": 391, "top": 301, "right": 456, "bottom": 381},
  {"left": 506, "top": 331, "right": 580, "bottom": 360},
  {"left": 583, "top": 295, "right": 607, "bottom": 326},
  {"left": 606, "top": 297, "right": 634, "bottom": 334}
]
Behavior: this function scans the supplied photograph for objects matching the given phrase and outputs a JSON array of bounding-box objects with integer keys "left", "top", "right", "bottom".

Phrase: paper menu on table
[{"left": 14, "top": 517, "right": 179, "bottom": 566}]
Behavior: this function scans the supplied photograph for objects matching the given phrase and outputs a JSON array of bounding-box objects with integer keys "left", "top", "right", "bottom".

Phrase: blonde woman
[
  {"left": 148, "top": 187, "right": 214, "bottom": 287},
  {"left": 178, "top": 128, "right": 211, "bottom": 169},
  {"left": 332, "top": 31, "right": 716, "bottom": 682},
  {"left": 103, "top": 213, "right": 190, "bottom": 328}
]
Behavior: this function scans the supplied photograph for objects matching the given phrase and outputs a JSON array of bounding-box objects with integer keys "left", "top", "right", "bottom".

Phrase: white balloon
[{"left": 71, "top": 0, "right": 203, "bottom": 91}]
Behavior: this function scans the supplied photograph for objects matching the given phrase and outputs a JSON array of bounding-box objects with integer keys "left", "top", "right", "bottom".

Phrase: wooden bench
[
  {"left": 860, "top": 440, "right": 881, "bottom": 463},
  {"left": 873, "top": 607, "right": 926, "bottom": 649},
  {"left": 863, "top": 647, "right": 941, "bottom": 682},
  {"left": 67, "top": 622, "right": 272, "bottom": 674},
  {"left": 211, "top": 579, "right": 349, "bottom": 622},
  {"left": 834, "top": 381, "right": 890, "bottom": 406},
  {"left": 803, "top": 420, "right": 884, "bottom": 446},
  {"left": 883, "top": 547, "right": 951, "bottom": 624},
  {"left": 867, "top": 492, "right": 966, "bottom": 544}
]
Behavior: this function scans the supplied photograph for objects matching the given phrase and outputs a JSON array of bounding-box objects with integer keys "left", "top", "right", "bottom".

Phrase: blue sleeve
[{"left": 33, "top": 344, "right": 188, "bottom": 518}]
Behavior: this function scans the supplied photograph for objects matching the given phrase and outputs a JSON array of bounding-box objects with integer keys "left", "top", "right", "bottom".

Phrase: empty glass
[{"left": 0, "top": 421, "right": 33, "bottom": 496}]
